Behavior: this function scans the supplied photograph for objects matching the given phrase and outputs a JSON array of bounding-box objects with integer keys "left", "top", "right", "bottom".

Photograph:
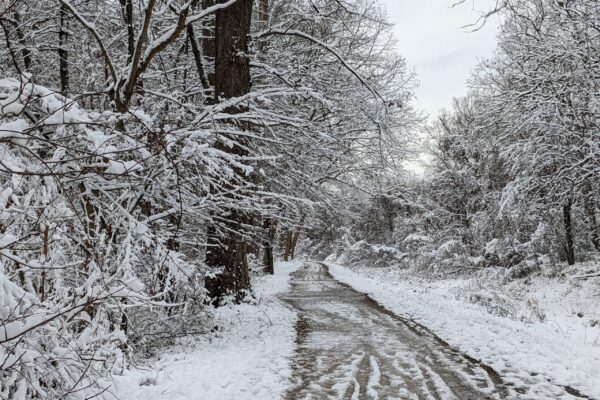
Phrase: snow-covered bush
[
  {"left": 0, "top": 76, "right": 219, "bottom": 398},
  {"left": 340, "top": 240, "right": 407, "bottom": 269}
]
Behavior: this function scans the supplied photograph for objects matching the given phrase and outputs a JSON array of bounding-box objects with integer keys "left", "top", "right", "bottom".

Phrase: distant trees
[
  {"left": 475, "top": 0, "right": 600, "bottom": 265},
  {"left": 320, "top": 0, "right": 600, "bottom": 273}
]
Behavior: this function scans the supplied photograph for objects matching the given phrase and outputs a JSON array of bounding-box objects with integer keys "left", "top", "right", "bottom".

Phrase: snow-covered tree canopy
[
  {"left": 0, "top": 0, "right": 418, "bottom": 397},
  {"left": 319, "top": 0, "right": 600, "bottom": 275}
]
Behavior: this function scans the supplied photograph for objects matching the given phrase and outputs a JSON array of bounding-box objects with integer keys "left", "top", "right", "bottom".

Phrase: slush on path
[{"left": 280, "top": 263, "right": 587, "bottom": 400}]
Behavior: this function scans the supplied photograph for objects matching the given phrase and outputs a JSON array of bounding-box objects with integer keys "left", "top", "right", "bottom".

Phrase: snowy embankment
[
  {"left": 328, "top": 262, "right": 600, "bottom": 399},
  {"left": 113, "top": 261, "right": 300, "bottom": 400}
]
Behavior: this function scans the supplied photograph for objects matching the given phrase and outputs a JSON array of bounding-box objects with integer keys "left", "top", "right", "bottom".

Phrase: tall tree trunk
[
  {"left": 563, "top": 200, "right": 575, "bottom": 266},
  {"left": 262, "top": 218, "right": 276, "bottom": 274},
  {"left": 119, "top": 0, "right": 135, "bottom": 62},
  {"left": 214, "top": 0, "right": 252, "bottom": 100},
  {"left": 283, "top": 222, "right": 302, "bottom": 262},
  {"left": 205, "top": 0, "right": 253, "bottom": 303},
  {"left": 40, "top": 226, "right": 49, "bottom": 302},
  {"left": 289, "top": 216, "right": 305, "bottom": 260},
  {"left": 202, "top": 0, "right": 216, "bottom": 101},
  {"left": 58, "top": 4, "right": 70, "bottom": 95},
  {"left": 290, "top": 228, "right": 301, "bottom": 260},
  {"left": 254, "top": 0, "right": 273, "bottom": 272},
  {"left": 283, "top": 229, "right": 292, "bottom": 262},
  {"left": 14, "top": 12, "right": 32, "bottom": 71}
]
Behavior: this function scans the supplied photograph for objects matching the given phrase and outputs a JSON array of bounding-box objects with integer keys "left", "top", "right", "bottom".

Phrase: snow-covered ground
[
  {"left": 328, "top": 261, "right": 600, "bottom": 399},
  {"left": 108, "top": 258, "right": 600, "bottom": 399},
  {"left": 112, "top": 261, "right": 300, "bottom": 400}
]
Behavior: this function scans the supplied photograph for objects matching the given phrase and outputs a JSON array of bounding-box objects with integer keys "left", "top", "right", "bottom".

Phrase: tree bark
[
  {"left": 262, "top": 218, "right": 276, "bottom": 274},
  {"left": 214, "top": 0, "right": 252, "bottom": 101},
  {"left": 290, "top": 228, "right": 301, "bottom": 260},
  {"left": 283, "top": 215, "right": 305, "bottom": 261},
  {"left": 205, "top": 0, "right": 254, "bottom": 303},
  {"left": 202, "top": 0, "right": 216, "bottom": 101},
  {"left": 563, "top": 200, "right": 575, "bottom": 265},
  {"left": 187, "top": 24, "right": 211, "bottom": 91},
  {"left": 582, "top": 181, "right": 600, "bottom": 251},
  {"left": 14, "top": 12, "right": 32, "bottom": 71},
  {"left": 119, "top": 0, "right": 135, "bottom": 62},
  {"left": 254, "top": 0, "right": 272, "bottom": 273},
  {"left": 283, "top": 229, "right": 292, "bottom": 262},
  {"left": 58, "top": 4, "right": 70, "bottom": 95},
  {"left": 257, "top": 0, "right": 269, "bottom": 53}
]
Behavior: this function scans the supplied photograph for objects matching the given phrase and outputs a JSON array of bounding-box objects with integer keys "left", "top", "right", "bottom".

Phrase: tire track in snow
[{"left": 280, "top": 262, "right": 507, "bottom": 399}]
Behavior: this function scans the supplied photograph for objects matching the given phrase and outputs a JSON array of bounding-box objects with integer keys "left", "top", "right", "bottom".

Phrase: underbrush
[{"left": 331, "top": 241, "right": 600, "bottom": 327}]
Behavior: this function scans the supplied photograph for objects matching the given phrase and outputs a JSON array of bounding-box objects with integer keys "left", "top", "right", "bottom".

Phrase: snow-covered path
[
  {"left": 113, "top": 262, "right": 300, "bottom": 400},
  {"left": 281, "top": 262, "right": 599, "bottom": 400},
  {"left": 281, "top": 263, "right": 508, "bottom": 399}
]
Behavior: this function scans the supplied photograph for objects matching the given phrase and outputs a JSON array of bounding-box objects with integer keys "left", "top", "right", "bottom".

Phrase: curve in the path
[{"left": 280, "top": 262, "right": 589, "bottom": 400}]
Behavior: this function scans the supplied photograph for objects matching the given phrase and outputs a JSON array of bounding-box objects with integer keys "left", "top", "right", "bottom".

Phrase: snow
[
  {"left": 0, "top": 101, "right": 24, "bottom": 117},
  {"left": 402, "top": 233, "right": 433, "bottom": 243},
  {"left": 106, "top": 160, "right": 143, "bottom": 175},
  {"left": 0, "top": 119, "right": 29, "bottom": 145},
  {"left": 112, "top": 261, "right": 300, "bottom": 400},
  {"left": 43, "top": 103, "right": 90, "bottom": 124},
  {"left": 367, "top": 355, "right": 381, "bottom": 399},
  {"left": 86, "top": 130, "right": 113, "bottom": 152},
  {"left": 327, "top": 262, "right": 600, "bottom": 399},
  {"left": 0, "top": 78, "right": 25, "bottom": 117}
]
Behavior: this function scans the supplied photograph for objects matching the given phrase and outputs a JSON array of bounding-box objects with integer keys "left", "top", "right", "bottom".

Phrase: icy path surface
[{"left": 281, "top": 263, "right": 509, "bottom": 400}]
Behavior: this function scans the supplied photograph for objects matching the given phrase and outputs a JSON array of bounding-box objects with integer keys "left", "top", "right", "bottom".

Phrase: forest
[{"left": 1, "top": 0, "right": 599, "bottom": 399}]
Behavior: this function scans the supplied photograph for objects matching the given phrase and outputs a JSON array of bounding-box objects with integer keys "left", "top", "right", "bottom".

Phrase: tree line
[{"left": 314, "top": 0, "right": 600, "bottom": 278}]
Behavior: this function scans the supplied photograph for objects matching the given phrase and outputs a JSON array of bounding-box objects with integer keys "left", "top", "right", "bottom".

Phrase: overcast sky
[{"left": 382, "top": 0, "right": 501, "bottom": 120}]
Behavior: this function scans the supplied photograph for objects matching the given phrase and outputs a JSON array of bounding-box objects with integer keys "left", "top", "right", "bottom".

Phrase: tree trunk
[
  {"left": 285, "top": 216, "right": 305, "bottom": 260},
  {"left": 257, "top": 0, "right": 269, "bottom": 53},
  {"left": 14, "top": 12, "right": 32, "bottom": 71},
  {"left": 40, "top": 226, "right": 49, "bottom": 302},
  {"left": 262, "top": 218, "right": 276, "bottom": 274},
  {"left": 214, "top": 0, "right": 252, "bottom": 101},
  {"left": 290, "top": 228, "right": 301, "bottom": 260},
  {"left": 58, "top": 4, "right": 70, "bottom": 95},
  {"left": 283, "top": 229, "right": 292, "bottom": 262},
  {"left": 202, "top": 0, "right": 216, "bottom": 101},
  {"left": 583, "top": 181, "right": 600, "bottom": 251},
  {"left": 258, "top": 0, "right": 269, "bottom": 25},
  {"left": 563, "top": 200, "right": 575, "bottom": 266},
  {"left": 205, "top": 0, "right": 253, "bottom": 303},
  {"left": 187, "top": 24, "right": 211, "bottom": 91},
  {"left": 290, "top": 216, "right": 305, "bottom": 259},
  {"left": 119, "top": 0, "right": 135, "bottom": 62}
]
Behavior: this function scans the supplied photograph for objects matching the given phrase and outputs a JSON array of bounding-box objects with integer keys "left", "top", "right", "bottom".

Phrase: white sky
[{"left": 382, "top": 0, "right": 501, "bottom": 119}]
